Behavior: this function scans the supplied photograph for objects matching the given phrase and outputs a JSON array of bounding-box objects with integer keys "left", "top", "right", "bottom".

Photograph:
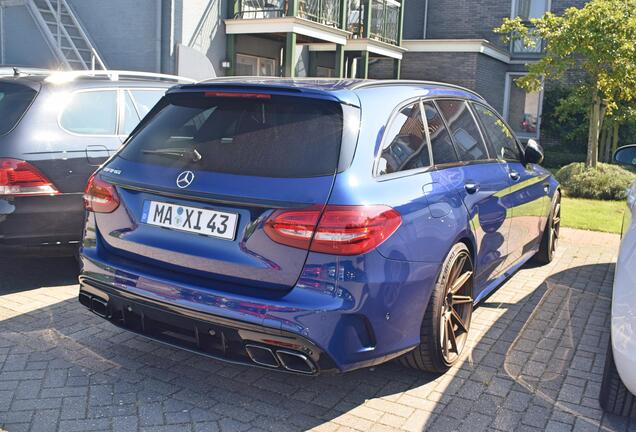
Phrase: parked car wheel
[
  {"left": 534, "top": 191, "right": 561, "bottom": 265},
  {"left": 600, "top": 339, "right": 636, "bottom": 416},
  {"left": 402, "top": 242, "right": 474, "bottom": 373}
]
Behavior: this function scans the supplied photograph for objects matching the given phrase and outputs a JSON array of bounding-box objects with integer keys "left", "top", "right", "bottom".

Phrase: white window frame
[
  {"left": 502, "top": 72, "right": 544, "bottom": 140},
  {"left": 236, "top": 53, "right": 278, "bottom": 77}
]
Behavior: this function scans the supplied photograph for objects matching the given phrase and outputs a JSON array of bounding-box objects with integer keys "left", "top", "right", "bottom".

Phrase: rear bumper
[
  {"left": 0, "top": 193, "right": 83, "bottom": 249},
  {"left": 79, "top": 277, "right": 335, "bottom": 374},
  {"left": 79, "top": 242, "right": 439, "bottom": 373}
]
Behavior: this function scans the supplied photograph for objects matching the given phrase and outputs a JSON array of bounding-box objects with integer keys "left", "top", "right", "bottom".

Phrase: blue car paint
[{"left": 79, "top": 79, "right": 559, "bottom": 373}]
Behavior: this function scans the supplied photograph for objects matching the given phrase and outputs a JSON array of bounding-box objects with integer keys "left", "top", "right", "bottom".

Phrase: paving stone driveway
[{"left": 0, "top": 228, "right": 632, "bottom": 432}]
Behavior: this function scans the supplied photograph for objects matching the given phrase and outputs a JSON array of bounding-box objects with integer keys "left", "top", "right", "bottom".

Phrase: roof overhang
[
  {"left": 308, "top": 39, "right": 405, "bottom": 60},
  {"left": 402, "top": 39, "right": 511, "bottom": 64},
  {"left": 224, "top": 17, "right": 350, "bottom": 45}
]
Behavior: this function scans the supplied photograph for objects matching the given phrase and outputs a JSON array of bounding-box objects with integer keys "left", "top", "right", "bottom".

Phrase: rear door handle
[
  {"left": 465, "top": 183, "right": 480, "bottom": 194},
  {"left": 544, "top": 183, "right": 550, "bottom": 194},
  {"left": 509, "top": 171, "right": 520, "bottom": 181}
]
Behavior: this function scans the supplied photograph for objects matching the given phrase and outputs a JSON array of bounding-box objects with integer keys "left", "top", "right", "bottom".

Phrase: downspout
[
  {"left": 160, "top": 0, "right": 175, "bottom": 74},
  {"left": 0, "top": 6, "right": 4, "bottom": 64}
]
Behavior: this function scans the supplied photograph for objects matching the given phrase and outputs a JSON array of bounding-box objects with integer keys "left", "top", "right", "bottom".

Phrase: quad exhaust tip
[
  {"left": 275, "top": 349, "right": 316, "bottom": 374},
  {"left": 245, "top": 345, "right": 317, "bottom": 374},
  {"left": 245, "top": 344, "right": 279, "bottom": 368}
]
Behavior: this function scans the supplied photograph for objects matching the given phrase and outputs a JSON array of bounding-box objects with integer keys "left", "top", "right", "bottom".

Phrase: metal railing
[
  {"left": 27, "top": 0, "right": 107, "bottom": 70},
  {"left": 510, "top": 31, "right": 544, "bottom": 55},
  {"left": 236, "top": 0, "right": 342, "bottom": 28},
  {"left": 297, "top": 0, "right": 341, "bottom": 27},
  {"left": 348, "top": 0, "right": 400, "bottom": 45}
]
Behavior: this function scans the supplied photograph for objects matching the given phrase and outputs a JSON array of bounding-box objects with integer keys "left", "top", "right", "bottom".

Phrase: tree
[{"left": 495, "top": 0, "right": 636, "bottom": 168}]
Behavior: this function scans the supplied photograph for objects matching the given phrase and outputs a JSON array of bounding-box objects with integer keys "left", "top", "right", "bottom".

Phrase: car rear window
[
  {"left": 0, "top": 82, "right": 38, "bottom": 135},
  {"left": 119, "top": 93, "right": 344, "bottom": 178}
]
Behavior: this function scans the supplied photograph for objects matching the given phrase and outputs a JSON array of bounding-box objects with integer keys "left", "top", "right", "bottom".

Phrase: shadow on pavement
[
  {"left": 0, "top": 259, "right": 629, "bottom": 431},
  {"left": 0, "top": 257, "right": 78, "bottom": 294}
]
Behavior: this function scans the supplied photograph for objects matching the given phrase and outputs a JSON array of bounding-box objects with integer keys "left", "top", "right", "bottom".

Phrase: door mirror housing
[
  {"left": 524, "top": 139, "right": 544, "bottom": 165},
  {"left": 614, "top": 145, "right": 636, "bottom": 167}
]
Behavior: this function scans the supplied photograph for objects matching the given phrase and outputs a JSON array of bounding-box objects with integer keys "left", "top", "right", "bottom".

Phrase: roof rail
[
  {"left": 44, "top": 70, "right": 197, "bottom": 84},
  {"left": 0, "top": 67, "right": 51, "bottom": 77},
  {"left": 349, "top": 80, "right": 483, "bottom": 99}
]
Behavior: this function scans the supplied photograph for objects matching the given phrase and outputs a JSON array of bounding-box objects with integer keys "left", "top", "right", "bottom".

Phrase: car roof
[
  {"left": 0, "top": 68, "right": 191, "bottom": 90},
  {"left": 174, "top": 77, "right": 486, "bottom": 107}
]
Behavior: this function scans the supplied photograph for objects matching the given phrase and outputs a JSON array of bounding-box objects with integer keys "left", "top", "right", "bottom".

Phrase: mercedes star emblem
[{"left": 176, "top": 171, "right": 195, "bottom": 189}]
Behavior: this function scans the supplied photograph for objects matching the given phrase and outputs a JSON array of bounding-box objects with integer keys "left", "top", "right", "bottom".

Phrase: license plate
[{"left": 141, "top": 201, "right": 238, "bottom": 240}]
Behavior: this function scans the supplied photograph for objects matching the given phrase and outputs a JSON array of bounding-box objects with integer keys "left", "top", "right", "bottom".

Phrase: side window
[
  {"left": 436, "top": 100, "right": 489, "bottom": 162},
  {"left": 422, "top": 101, "right": 459, "bottom": 165},
  {"left": 60, "top": 90, "right": 117, "bottom": 135},
  {"left": 472, "top": 103, "right": 523, "bottom": 162},
  {"left": 122, "top": 91, "right": 141, "bottom": 135},
  {"left": 130, "top": 90, "right": 165, "bottom": 118},
  {"left": 378, "top": 102, "right": 430, "bottom": 175}
]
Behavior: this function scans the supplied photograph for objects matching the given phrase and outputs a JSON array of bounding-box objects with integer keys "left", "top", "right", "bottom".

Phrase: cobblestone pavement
[{"left": 0, "top": 228, "right": 631, "bottom": 432}]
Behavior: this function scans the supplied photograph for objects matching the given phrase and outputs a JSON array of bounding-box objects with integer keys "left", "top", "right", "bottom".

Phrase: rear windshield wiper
[{"left": 142, "top": 148, "right": 202, "bottom": 162}]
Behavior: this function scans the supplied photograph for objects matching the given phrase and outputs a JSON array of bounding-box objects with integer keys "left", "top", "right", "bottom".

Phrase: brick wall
[
  {"left": 400, "top": 52, "right": 479, "bottom": 90},
  {"left": 423, "top": 0, "right": 512, "bottom": 50},
  {"left": 475, "top": 55, "right": 510, "bottom": 112}
]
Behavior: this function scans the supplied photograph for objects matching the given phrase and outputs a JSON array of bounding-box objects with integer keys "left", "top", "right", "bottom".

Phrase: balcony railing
[
  {"left": 348, "top": 0, "right": 400, "bottom": 45},
  {"left": 236, "top": 0, "right": 342, "bottom": 28},
  {"left": 510, "top": 30, "right": 544, "bottom": 56}
]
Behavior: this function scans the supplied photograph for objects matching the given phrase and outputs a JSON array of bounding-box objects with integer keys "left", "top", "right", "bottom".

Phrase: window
[
  {"left": 236, "top": 54, "right": 277, "bottom": 77},
  {"left": 122, "top": 92, "right": 140, "bottom": 135},
  {"left": 504, "top": 73, "right": 542, "bottom": 138},
  {"left": 378, "top": 102, "right": 430, "bottom": 175},
  {"left": 119, "top": 93, "right": 344, "bottom": 178},
  {"left": 60, "top": 90, "right": 117, "bottom": 135},
  {"left": 422, "top": 101, "right": 458, "bottom": 165},
  {"left": 436, "top": 100, "right": 489, "bottom": 162},
  {"left": 511, "top": 0, "right": 548, "bottom": 54},
  {"left": 0, "top": 82, "right": 37, "bottom": 135},
  {"left": 473, "top": 103, "right": 523, "bottom": 162},
  {"left": 130, "top": 90, "right": 165, "bottom": 118},
  {"left": 514, "top": 0, "right": 549, "bottom": 20}
]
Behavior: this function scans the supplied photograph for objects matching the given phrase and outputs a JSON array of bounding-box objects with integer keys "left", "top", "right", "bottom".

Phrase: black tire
[
  {"left": 600, "top": 340, "right": 636, "bottom": 417},
  {"left": 401, "top": 242, "right": 474, "bottom": 373},
  {"left": 534, "top": 191, "right": 561, "bottom": 265}
]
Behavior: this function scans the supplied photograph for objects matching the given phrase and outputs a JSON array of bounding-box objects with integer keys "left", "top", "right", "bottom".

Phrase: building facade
[
  {"left": 398, "top": 0, "right": 588, "bottom": 142},
  {"left": 0, "top": 0, "right": 406, "bottom": 80}
]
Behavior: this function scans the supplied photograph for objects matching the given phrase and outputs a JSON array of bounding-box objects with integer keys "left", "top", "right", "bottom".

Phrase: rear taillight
[
  {"left": 84, "top": 174, "right": 120, "bottom": 213},
  {"left": 264, "top": 205, "right": 401, "bottom": 256},
  {"left": 0, "top": 158, "right": 59, "bottom": 196}
]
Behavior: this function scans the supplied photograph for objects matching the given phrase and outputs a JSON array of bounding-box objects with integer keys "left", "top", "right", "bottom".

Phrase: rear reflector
[
  {"left": 204, "top": 91, "right": 271, "bottom": 99},
  {"left": 84, "top": 174, "right": 120, "bottom": 213},
  {"left": 0, "top": 158, "right": 59, "bottom": 196},
  {"left": 264, "top": 205, "right": 401, "bottom": 256}
]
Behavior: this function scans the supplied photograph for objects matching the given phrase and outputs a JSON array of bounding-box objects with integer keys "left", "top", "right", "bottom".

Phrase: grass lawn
[{"left": 561, "top": 197, "right": 625, "bottom": 234}]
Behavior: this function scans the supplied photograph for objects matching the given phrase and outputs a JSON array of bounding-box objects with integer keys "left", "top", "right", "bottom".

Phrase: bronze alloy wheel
[
  {"left": 401, "top": 242, "right": 475, "bottom": 372},
  {"left": 439, "top": 249, "right": 473, "bottom": 364}
]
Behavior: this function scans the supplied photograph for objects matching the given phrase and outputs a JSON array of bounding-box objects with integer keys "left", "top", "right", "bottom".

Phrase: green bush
[{"left": 555, "top": 162, "right": 636, "bottom": 200}]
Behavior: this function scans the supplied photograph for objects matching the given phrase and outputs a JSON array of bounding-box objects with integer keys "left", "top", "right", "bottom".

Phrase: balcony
[
  {"left": 235, "top": 0, "right": 343, "bottom": 28},
  {"left": 348, "top": 0, "right": 401, "bottom": 45},
  {"left": 510, "top": 30, "right": 544, "bottom": 56}
]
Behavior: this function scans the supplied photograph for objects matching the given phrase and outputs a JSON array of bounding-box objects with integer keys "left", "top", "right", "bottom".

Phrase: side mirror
[
  {"left": 524, "top": 139, "right": 544, "bottom": 165},
  {"left": 614, "top": 145, "right": 636, "bottom": 167}
]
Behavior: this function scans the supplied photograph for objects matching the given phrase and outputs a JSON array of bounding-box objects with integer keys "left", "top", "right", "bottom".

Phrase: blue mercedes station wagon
[{"left": 78, "top": 79, "right": 560, "bottom": 375}]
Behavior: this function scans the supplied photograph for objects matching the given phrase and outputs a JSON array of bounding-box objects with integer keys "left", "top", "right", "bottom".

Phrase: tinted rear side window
[
  {"left": 60, "top": 90, "right": 118, "bottom": 135},
  {"left": 378, "top": 102, "right": 430, "bottom": 175},
  {"left": 423, "top": 101, "right": 458, "bottom": 165},
  {"left": 120, "top": 93, "right": 344, "bottom": 178},
  {"left": 436, "top": 100, "right": 489, "bottom": 162},
  {"left": 0, "top": 82, "right": 38, "bottom": 135}
]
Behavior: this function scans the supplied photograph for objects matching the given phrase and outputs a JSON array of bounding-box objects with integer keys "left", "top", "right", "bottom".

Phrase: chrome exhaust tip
[
  {"left": 245, "top": 344, "right": 279, "bottom": 368},
  {"left": 276, "top": 350, "right": 316, "bottom": 374}
]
